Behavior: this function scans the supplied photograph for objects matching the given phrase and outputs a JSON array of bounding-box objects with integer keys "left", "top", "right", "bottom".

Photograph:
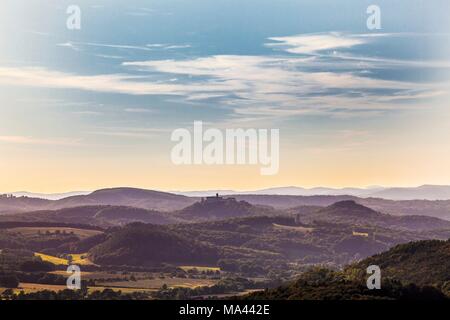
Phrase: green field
[
  {"left": 0, "top": 283, "right": 156, "bottom": 295},
  {"left": 9, "top": 227, "right": 103, "bottom": 240},
  {"left": 179, "top": 266, "right": 221, "bottom": 272}
]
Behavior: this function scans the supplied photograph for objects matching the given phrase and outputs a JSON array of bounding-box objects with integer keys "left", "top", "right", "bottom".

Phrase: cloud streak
[
  {"left": 2, "top": 32, "right": 448, "bottom": 122},
  {"left": 267, "top": 32, "right": 366, "bottom": 54}
]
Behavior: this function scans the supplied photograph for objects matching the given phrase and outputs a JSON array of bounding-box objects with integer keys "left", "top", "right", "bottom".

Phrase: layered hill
[
  {"left": 245, "top": 267, "right": 447, "bottom": 300},
  {"left": 178, "top": 185, "right": 450, "bottom": 200},
  {"left": 370, "top": 185, "right": 450, "bottom": 201},
  {"left": 0, "top": 205, "right": 177, "bottom": 227},
  {"left": 3, "top": 188, "right": 450, "bottom": 220},
  {"left": 175, "top": 197, "right": 279, "bottom": 221},
  {"left": 0, "top": 196, "right": 50, "bottom": 214},
  {"left": 351, "top": 239, "right": 450, "bottom": 290},
  {"left": 236, "top": 195, "right": 450, "bottom": 220},
  {"left": 50, "top": 188, "right": 196, "bottom": 212}
]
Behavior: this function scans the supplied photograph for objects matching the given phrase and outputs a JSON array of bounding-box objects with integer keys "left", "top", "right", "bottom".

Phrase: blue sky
[{"left": 1, "top": 0, "right": 450, "bottom": 192}]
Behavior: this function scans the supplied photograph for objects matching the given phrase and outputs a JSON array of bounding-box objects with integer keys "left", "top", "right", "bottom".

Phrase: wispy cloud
[
  {"left": 0, "top": 136, "right": 83, "bottom": 146},
  {"left": 124, "top": 108, "right": 155, "bottom": 113},
  {"left": 2, "top": 32, "right": 449, "bottom": 122},
  {"left": 57, "top": 41, "right": 191, "bottom": 53},
  {"left": 57, "top": 41, "right": 154, "bottom": 52},
  {"left": 87, "top": 126, "right": 169, "bottom": 139},
  {"left": 266, "top": 32, "right": 366, "bottom": 55}
]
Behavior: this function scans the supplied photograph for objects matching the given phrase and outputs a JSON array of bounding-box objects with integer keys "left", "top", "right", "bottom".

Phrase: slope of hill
[
  {"left": 170, "top": 214, "right": 449, "bottom": 270},
  {"left": 244, "top": 267, "right": 447, "bottom": 300},
  {"left": 176, "top": 197, "right": 278, "bottom": 221},
  {"left": 293, "top": 200, "right": 450, "bottom": 231},
  {"left": 230, "top": 195, "right": 450, "bottom": 220},
  {"left": 50, "top": 188, "right": 196, "bottom": 212},
  {"left": 233, "top": 194, "right": 356, "bottom": 210},
  {"left": 0, "top": 205, "right": 177, "bottom": 227},
  {"left": 357, "top": 198, "right": 450, "bottom": 220},
  {"left": 0, "top": 188, "right": 196, "bottom": 214},
  {"left": 4, "top": 188, "right": 450, "bottom": 220},
  {"left": 10, "top": 191, "right": 89, "bottom": 200},
  {"left": 370, "top": 185, "right": 450, "bottom": 200},
  {"left": 0, "top": 195, "right": 50, "bottom": 214},
  {"left": 89, "top": 223, "right": 219, "bottom": 266},
  {"left": 178, "top": 185, "right": 450, "bottom": 200}
]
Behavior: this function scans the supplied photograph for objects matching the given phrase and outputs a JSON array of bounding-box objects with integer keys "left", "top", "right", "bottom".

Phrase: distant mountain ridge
[
  {"left": 174, "top": 185, "right": 450, "bottom": 200},
  {"left": 9, "top": 184, "right": 450, "bottom": 202},
  {"left": 0, "top": 187, "right": 197, "bottom": 214},
  {"left": 3, "top": 186, "right": 450, "bottom": 220},
  {"left": 0, "top": 205, "right": 177, "bottom": 227}
]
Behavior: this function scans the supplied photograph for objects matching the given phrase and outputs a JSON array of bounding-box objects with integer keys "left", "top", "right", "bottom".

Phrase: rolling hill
[
  {"left": 0, "top": 196, "right": 50, "bottom": 214},
  {"left": 0, "top": 205, "right": 177, "bottom": 227},
  {"left": 177, "top": 185, "right": 450, "bottom": 200},
  {"left": 369, "top": 185, "right": 450, "bottom": 201},
  {"left": 50, "top": 188, "right": 196, "bottom": 212},
  {"left": 175, "top": 197, "right": 279, "bottom": 221},
  {"left": 3, "top": 188, "right": 450, "bottom": 220},
  {"left": 350, "top": 239, "right": 450, "bottom": 290}
]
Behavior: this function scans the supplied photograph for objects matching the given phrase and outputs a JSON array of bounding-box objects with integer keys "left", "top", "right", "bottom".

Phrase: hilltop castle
[{"left": 201, "top": 193, "right": 236, "bottom": 203}]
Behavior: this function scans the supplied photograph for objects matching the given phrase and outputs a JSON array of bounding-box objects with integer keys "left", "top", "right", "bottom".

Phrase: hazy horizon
[{"left": 4, "top": 183, "right": 450, "bottom": 196}]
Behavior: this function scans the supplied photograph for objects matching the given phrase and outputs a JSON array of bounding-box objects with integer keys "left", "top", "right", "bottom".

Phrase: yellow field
[
  {"left": 9, "top": 227, "right": 103, "bottom": 240},
  {"left": 35, "top": 253, "right": 69, "bottom": 265},
  {"left": 34, "top": 253, "right": 96, "bottom": 266},
  {"left": 179, "top": 266, "right": 221, "bottom": 272}
]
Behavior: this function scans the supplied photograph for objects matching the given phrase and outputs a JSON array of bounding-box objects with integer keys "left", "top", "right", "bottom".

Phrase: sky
[{"left": 1, "top": 0, "right": 450, "bottom": 193}]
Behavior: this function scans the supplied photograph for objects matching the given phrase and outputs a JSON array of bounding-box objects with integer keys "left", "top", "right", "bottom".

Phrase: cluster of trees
[
  {"left": 153, "top": 277, "right": 278, "bottom": 300},
  {"left": 0, "top": 274, "right": 19, "bottom": 288},
  {"left": 89, "top": 223, "right": 219, "bottom": 266},
  {"left": 350, "top": 239, "right": 450, "bottom": 293}
]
